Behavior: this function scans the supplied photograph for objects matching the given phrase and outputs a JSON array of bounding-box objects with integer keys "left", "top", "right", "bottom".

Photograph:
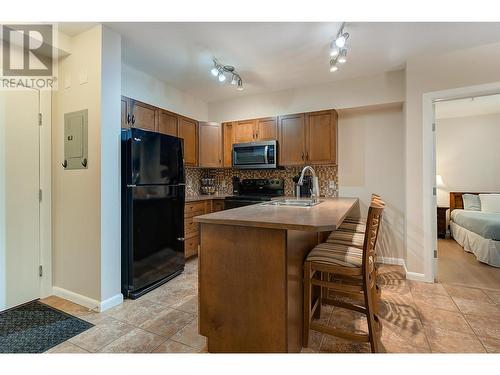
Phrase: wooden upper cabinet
[
  {"left": 121, "top": 96, "right": 130, "bottom": 128},
  {"left": 305, "top": 110, "right": 337, "bottom": 164},
  {"left": 157, "top": 109, "right": 178, "bottom": 137},
  {"left": 256, "top": 117, "right": 278, "bottom": 141},
  {"left": 178, "top": 116, "right": 198, "bottom": 166},
  {"left": 278, "top": 113, "right": 306, "bottom": 166},
  {"left": 223, "top": 122, "right": 234, "bottom": 168},
  {"left": 130, "top": 99, "right": 156, "bottom": 131},
  {"left": 234, "top": 119, "right": 256, "bottom": 143},
  {"left": 199, "top": 122, "right": 222, "bottom": 168}
]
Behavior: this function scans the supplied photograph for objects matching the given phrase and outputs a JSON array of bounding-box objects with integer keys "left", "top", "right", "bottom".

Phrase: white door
[{"left": 1, "top": 89, "right": 41, "bottom": 310}]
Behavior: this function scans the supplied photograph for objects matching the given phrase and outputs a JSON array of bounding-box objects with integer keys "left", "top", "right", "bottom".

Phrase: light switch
[
  {"left": 329, "top": 181, "right": 336, "bottom": 189},
  {"left": 64, "top": 75, "right": 71, "bottom": 89},
  {"left": 78, "top": 69, "right": 88, "bottom": 85}
]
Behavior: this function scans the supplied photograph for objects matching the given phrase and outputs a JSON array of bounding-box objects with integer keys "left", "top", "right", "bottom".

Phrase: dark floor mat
[{"left": 0, "top": 301, "right": 93, "bottom": 353}]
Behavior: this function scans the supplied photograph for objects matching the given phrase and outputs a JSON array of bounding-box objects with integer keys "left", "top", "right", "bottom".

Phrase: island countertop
[{"left": 193, "top": 197, "right": 358, "bottom": 232}]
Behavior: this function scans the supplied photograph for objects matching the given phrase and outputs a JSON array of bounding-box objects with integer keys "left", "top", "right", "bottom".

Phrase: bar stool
[{"left": 303, "top": 201, "right": 384, "bottom": 353}]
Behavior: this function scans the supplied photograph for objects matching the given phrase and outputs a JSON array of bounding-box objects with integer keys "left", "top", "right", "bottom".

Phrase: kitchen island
[{"left": 193, "top": 197, "right": 358, "bottom": 353}]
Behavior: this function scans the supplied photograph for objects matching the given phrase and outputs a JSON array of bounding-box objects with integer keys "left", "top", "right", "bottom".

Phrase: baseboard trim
[
  {"left": 52, "top": 287, "right": 123, "bottom": 312},
  {"left": 100, "top": 293, "right": 123, "bottom": 312},
  {"left": 377, "top": 256, "right": 405, "bottom": 266}
]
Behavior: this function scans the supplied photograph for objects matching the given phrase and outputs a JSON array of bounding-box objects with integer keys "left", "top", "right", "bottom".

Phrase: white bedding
[{"left": 450, "top": 221, "right": 500, "bottom": 267}]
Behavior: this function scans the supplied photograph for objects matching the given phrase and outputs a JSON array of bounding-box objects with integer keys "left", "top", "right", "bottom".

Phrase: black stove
[{"left": 224, "top": 178, "right": 284, "bottom": 209}]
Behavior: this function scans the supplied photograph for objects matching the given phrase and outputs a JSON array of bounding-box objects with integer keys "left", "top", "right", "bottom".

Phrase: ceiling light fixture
[
  {"left": 328, "top": 23, "right": 350, "bottom": 73},
  {"left": 338, "top": 49, "right": 347, "bottom": 64},
  {"left": 210, "top": 59, "right": 243, "bottom": 91}
]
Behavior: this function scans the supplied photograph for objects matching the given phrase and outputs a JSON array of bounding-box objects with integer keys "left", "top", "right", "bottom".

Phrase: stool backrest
[{"left": 362, "top": 201, "right": 384, "bottom": 282}]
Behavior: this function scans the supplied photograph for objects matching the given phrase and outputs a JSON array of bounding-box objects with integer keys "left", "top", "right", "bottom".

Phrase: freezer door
[
  {"left": 123, "top": 128, "right": 184, "bottom": 186},
  {"left": 125, "top": 184, "right": 185, "bottom": 294}
]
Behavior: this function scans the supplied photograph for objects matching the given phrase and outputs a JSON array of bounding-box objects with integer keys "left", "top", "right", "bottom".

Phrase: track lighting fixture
[
  {"left": 210, "top": 59, "right": 243, "bottom": 91},
  {"left": 329, "top": 23, "right": 350, "bottom": 73}
]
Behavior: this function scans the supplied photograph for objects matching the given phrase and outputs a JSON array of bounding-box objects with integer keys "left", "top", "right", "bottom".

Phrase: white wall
[
  {"left": 52, "top": 25, "right": 122, "bottom": 310},
  {"left": 208, "top": 70, "right": 405, "bottom": 122},
  {"left": 100, "top": 27, "right": 122, "bottom": 305},
  {"left": 122, "top": 64, "right": 209, "bottom": 121},
  {"left": 436, "top": 113, "right": 500, "bottom": 206},
  {"left": 405, "top": 41, "right": 500, "bottom": 275},
  {"left": 338, "top": 104, "right": 405, "bottom": 261}
]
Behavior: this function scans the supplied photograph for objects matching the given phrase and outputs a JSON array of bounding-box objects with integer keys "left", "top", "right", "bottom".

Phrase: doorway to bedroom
[{"left": 434, "top": 93, "right": 500, "bottom": 291}]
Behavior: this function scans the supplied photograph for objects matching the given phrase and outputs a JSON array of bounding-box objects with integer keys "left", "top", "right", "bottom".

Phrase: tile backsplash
[{"left": 185, "top": 165, "right": 338, "bottom": 197}]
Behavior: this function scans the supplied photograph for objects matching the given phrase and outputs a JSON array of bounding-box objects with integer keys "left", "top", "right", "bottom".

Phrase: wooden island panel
[{"left": 198, "top": 223, "right": 318, "bottom": 353}]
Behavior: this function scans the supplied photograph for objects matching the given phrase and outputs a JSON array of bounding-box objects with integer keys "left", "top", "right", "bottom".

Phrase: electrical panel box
[{"left": 63, "top": 109, "right": 88, "bottom": 170}]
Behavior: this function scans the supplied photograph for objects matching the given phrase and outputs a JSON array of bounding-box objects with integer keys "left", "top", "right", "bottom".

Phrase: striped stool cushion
[
  {"left": 307, "top": 242, "right": 363, "bottom": 267},
  {"left": 343, "top": 217, "right": 366, "bottom": 225},
  {"left": 338, "top": 221, "right": 367, "bottom": 233},
  {"left": 327, "top": 231, "right": 365, "bottom": 248}
]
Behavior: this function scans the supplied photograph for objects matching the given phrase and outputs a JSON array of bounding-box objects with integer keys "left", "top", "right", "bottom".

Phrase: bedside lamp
[{"left": 436, "top": 174, "right": 444, "bottom": 188}]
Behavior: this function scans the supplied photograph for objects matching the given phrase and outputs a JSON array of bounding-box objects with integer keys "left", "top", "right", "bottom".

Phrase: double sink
[{"left": 262, "top": 198, "right": 322, "bottom": 207}]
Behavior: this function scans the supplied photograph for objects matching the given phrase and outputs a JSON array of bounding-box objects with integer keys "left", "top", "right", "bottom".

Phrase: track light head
[
  {"left": 338, "top": 49, "right": 347, "bottom": 64},
  {"left": 210, "top": 67, "right": 219, "bottom": 76},
  {"left": 335, "top": 32, "right": 349, "bottom": 48},
  {"left": 236, "top": 79, "right": 244, "bottom": 91},
  {"left": 218, "top": 73, "right": 226, "bottom": 82}
]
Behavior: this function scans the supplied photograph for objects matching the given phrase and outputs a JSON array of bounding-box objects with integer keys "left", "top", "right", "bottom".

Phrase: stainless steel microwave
[{"left": 232, "top": 140, "right": 278, "bottom": 169}]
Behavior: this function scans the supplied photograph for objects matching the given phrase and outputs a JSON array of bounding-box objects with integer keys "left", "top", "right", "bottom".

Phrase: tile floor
[{"left": 41, "top": 256, "right": 500, "bottom": 353}]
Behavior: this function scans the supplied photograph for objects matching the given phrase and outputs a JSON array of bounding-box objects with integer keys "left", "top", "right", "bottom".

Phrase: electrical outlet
[{"left": 328, "top": 180, "right": 336, "bottom": 189}]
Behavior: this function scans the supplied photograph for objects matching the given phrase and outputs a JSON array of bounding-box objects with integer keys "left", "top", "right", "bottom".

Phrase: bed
[{"left": 449, "top": 192, "right": 500, "bottom": 267}]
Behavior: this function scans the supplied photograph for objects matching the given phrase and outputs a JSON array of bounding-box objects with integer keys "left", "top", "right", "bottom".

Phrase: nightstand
[{"left": 437, "top": 206, "right": 449, "bottom": 239}]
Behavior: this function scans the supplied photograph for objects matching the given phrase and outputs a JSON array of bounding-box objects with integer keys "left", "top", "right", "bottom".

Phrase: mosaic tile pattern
[{"left": 186, "top": 165, "right": 338, "bottom": 197}]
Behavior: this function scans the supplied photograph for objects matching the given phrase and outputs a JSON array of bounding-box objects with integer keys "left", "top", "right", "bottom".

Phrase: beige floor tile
[
  {"left": 69, "top": 317, "right": 134, "bottom": 352},
  {"left": 380, "top": 327, "right": 430, "bottom": 353},
  {"left": 328, "top": 307, "right": 368, "bottom": 334},
  {"left": 408, "top": 280, "right": 448, "bottom": 296},
  {"left": 478, "top": 335, "right": 500, "bottom": 353},
  {"left": 465, "top": 314, "right": 500, "bottom": 340},
  {"left": 482, "top": 289, "right": 500, "bottom": 305},
  {"left": 40, "top": 296, "right": 95, "bottom": 317},
  {"left": 106, "top": 299, "right": 169, "bottom": 326},
  {"left": 418, "top": 306, "right": 474, "bottom": 334},
  {"left": 452, "top": 297, "right": 500, "bottom": 317},
  {"left": 153, "top": 339, "right": 199, "bottom": 353},
  {"left": 140, "top": 308, "right": 195, "bottom": 338},
  {"left": 412, "top": 291, "right": 458, "bottom": 313},
  {"left": 99, "top": 328, "right": 165, "bottom": 353},
  {"left": 170, "top": 318, "right": 207, "bottom": 350},
  {"left": 379, "top": 299, "right": 420, "bottom": 325},
  {"left": 380, "top": 316, "right": 429, "bottom": 350},
  {"left": 424, "top": 326, "right": 485, "bottom": 353},
  {"left": 320, "top": 335, "right": 371, "bottom": 353},
  {"left": 443, "top": 284, "right": 491, "bottom": 302},
  {"left": 46, "top": 341, "right": 89, "bottom": 353},
  {"left": 171, "top": 295, "right": 198, "bottom": 315}
]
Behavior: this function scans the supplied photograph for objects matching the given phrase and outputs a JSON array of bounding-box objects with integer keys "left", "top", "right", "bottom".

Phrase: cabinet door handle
[
  {"left": 127, "top": 114, "right": 131, "bottom": 124},
  {"left": 305, "top": 152, "right": 309, "bottom": 161},
  {"left": 131, "top": 115, "right": 136, "bottom": 125},
  {"left": 301, "top": 152, "right": 304, "bottom": 161}
]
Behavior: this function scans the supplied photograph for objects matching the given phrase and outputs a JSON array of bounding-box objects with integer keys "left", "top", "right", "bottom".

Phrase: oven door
[{"left": 232, "top": 141, "right": 277, "bottom": 169}]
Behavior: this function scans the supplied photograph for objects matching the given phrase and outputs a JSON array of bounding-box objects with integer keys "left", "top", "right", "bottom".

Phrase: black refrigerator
[{"left": 121, "top": 128, "right": 185, "bottom": 299}]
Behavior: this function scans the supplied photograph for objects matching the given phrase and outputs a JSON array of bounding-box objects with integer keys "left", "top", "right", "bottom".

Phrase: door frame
[
  {"left": 422, "top": 81, "right": 500, "bottom": 282},
  {"left": 39, "top": 89, "right": 52, "bottom": 298}
]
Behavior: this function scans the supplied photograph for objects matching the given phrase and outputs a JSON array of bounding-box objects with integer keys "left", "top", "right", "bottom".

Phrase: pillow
[
  {"left": 479, "top": 194, "right": 500, "bottom": 214},
  {"left": 462, "top": 194, "right": 481, "bottom": 211}
]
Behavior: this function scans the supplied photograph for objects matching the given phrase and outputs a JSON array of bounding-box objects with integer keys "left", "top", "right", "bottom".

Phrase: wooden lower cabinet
[{"left": 184, "top": 199, "right": 225, "bottom": 258}]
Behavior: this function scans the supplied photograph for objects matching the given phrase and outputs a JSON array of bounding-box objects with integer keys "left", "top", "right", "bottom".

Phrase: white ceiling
[
  {"left": 59, "top": 22, "right": 500, "bottom": 103},
  {"left": 435, "top": 94, "right": 500, "bottom": 119}
]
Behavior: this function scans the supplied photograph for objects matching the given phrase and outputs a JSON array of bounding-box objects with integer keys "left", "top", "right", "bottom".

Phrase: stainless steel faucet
[{"left": 297, "top": 165, "right": 320, "bottom": 199}]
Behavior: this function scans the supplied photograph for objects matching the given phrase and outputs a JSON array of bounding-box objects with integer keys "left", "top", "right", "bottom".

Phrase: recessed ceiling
[
  {"left": 59, "top": 22, "right": 500, "bottom": 103},
  {"left": 435, "top": 94, "right": 500, "bottom": 119}
]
